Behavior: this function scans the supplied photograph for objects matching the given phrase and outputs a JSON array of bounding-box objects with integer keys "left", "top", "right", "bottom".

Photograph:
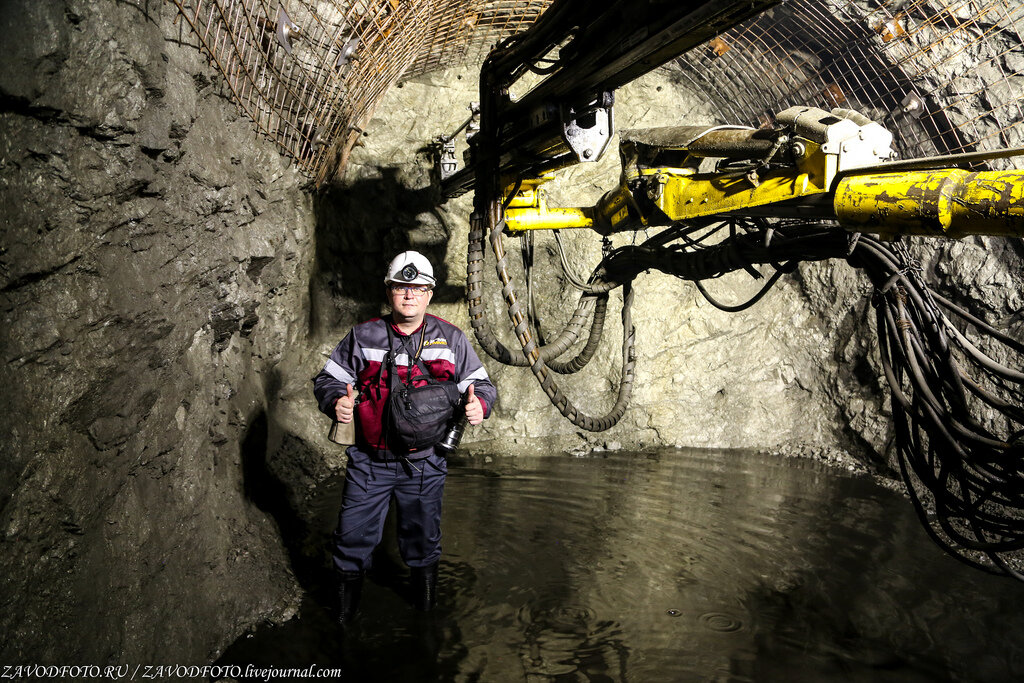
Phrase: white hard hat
[{"left": 384, "top": 250, "right": 436, "bottom": 286}]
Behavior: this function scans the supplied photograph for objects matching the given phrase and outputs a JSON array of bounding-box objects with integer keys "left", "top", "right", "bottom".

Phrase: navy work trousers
[{"left": 332, "top": 446, "right": 447, "bottom": 574}]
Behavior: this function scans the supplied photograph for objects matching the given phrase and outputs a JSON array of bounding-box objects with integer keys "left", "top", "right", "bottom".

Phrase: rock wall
[
  {"left": 1, "top": 0, "right": 312, "bottom": 665},
  {"left": 305, "top": 66, "right": 887, "bottom": 466}
]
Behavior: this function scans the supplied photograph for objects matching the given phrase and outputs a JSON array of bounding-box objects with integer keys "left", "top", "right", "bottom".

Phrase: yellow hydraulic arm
[
  {"left": 835, "top": 169, "right": 1024, "bottom": 239},
  {"left": 502, "top": 106, "right": 1024, "bottom": 240}
]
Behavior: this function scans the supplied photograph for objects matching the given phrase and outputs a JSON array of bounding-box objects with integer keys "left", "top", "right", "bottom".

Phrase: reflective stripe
[
  {"left": 458, "top": 367, "right": 490, "bottom": 393},
  {"left": 372, "top": 350, "right": 454, "bottom": 366},
  {"left": 362, "top": 347, "right": 452, "bottom": 366},
  {"left": 324, "top": 359, "right": 356, "bottom": 385},
  {"left": 420, "top": 347, "right": 456, "bottom": 364}
]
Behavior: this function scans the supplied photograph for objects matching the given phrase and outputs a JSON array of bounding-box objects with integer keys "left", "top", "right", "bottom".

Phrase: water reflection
[{"left": 218, "top": 449, "right": 1024, "bottom": 682}]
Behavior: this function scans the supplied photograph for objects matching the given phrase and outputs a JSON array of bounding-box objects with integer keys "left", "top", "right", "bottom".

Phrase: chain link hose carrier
[{"left": 467, "top": 201, "right": 637, "bottom": 432}]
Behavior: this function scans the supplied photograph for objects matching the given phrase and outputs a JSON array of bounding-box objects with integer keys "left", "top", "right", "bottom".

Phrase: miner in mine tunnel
[{"left": 313, "top": 250, "right": 498, "bottom": 625}]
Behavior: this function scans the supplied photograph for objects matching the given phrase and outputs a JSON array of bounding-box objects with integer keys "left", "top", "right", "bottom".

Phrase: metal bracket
[
  {"left": 276, "top": 7, "right": 300, "bottom": 55},
  {"left": 438, "top": 138, "right": 458, "bottom": 180},
  {"left": 336, "top": 36, "right": 360, "bottom": 69},
  {"left": 900, "top": 92, "right": 926, "bottom": 119},
  {"left": 561, "top": 92, "right": 615, "bottom": 163}
]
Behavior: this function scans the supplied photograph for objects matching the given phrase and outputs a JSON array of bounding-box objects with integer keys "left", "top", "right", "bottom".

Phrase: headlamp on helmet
[
  {"left": 385, "top": 250, "right": 435, "bottom": 287},
  {"left": 400, "top": 264, "right": 420, "bottom": 281}
]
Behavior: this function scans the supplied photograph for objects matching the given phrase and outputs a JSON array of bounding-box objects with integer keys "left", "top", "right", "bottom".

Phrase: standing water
[{"left": 218, "top": 449, "right": 1024, "bottom": 681}]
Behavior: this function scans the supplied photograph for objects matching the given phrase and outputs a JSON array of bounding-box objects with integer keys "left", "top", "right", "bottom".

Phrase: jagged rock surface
[{"left": 1, "top": 0, "right": 312, "bottom": 665}]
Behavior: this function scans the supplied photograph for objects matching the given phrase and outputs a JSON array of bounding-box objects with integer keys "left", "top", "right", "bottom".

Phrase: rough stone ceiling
[
  {"left": 167, "top": 0, "right": 1024, "bottom": 185},
  {"left": 167, "top": 0, "right": 553, "bottom": 184}
]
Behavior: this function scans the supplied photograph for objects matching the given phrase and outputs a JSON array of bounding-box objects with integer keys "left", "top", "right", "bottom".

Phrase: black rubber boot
[
  {"left": 336, "top": 571, "right": 363, "bottom": 626},
  {"left": 410, "top": 562, "right": 439, "bottom": 612}
]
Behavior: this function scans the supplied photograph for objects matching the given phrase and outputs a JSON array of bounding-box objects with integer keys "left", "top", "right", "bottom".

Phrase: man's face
[{"left": 388, "top": 283, "right": 433, "bottom": 323}]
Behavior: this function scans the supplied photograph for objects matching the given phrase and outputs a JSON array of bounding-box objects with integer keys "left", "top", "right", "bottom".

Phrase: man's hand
[
  {"left": 335, "top": 384, "right": 356, "bottom": 423},
  {"left": 465, "top": 384, "right": 484, "bottom": 426}
]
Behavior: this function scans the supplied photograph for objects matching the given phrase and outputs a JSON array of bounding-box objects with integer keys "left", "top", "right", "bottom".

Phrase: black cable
[
  {"left": 471, "top": 205, "right": 1024, "bottom": 578},
  {"left": 693, "top": 266, "right": 789, "bottom": 312}
]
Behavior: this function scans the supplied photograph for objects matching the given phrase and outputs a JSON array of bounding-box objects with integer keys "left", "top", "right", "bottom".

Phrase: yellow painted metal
[
  {"left": 651, "top": 169, "right": 824, "bottom": 220},
  {"left": 954, "top": 171, "right": 1024, "bottom": 237},
  {"left": 501, "top": 157, "right": 1024, "bottom": 239},
  {"left": 505, "top": 175, "right": 556, "bottom": 209},
  {"left": 505, "top": 207, "right": 595, "bottom": 230},
  {"left": 595, "top": 185, "right": 641, "bottom": 233},
  {"left": 650, "top": 143, "right": 832, "bottom": 222},
  {"left": 834, "top": 169, "right": 1024, "bottom": 238},
  {"left": 503, "top": 175, "right": 596, "bottom": 231}
]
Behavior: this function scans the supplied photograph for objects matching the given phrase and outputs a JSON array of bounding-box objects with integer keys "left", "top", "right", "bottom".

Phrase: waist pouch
[
  {"left": 386, "top": 379, "right": 461, "bottom": 452},
  {"left": 383, "top": 326, "right": 462, "bottom": 453}
]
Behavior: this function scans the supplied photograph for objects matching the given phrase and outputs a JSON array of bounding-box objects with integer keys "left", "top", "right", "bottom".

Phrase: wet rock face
[
  {"left": 314, "top": 64, "right": 1023, "bottom": 469},
  {"left": 1, "top": 0, "right": 311, "bottom": 665}
]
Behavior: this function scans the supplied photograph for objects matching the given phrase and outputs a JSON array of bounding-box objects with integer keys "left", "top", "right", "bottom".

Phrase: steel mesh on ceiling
[
  {"left": 677, "top": 0, "right": 1024, "bottom": 169},
  {"left": 167, "top": 0, "right": 552, "bottom": 186},
  {"left": 167, "top": 0, "right": 1024, "bottom": 185}
]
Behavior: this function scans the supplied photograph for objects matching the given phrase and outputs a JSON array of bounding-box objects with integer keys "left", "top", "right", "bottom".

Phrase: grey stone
[{"left": 1, "top": 0, "right": 310, "bottom": 666}]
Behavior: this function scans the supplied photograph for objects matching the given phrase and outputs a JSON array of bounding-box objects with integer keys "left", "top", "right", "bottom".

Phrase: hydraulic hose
[
  {"left": 467, "top": 216, "right": 607, "bottom": 368},
  {"left": 471, "top": 196, "right": 636, "bottom": 431}
]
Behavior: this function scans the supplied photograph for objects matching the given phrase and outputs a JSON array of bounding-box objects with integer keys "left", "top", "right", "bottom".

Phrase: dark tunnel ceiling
[{"left": 168, "top": 0, "right": 1024, "bottom": 185}]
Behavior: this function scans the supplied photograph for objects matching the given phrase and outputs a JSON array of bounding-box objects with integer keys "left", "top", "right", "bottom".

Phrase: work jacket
[{"left": 313, "top": 314, "right": 497, "bottom": 452}]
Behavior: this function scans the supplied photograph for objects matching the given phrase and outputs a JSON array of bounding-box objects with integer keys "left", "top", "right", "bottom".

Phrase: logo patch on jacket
[{"left": 423, "top": 338, "right": 448, "bottom": 347}]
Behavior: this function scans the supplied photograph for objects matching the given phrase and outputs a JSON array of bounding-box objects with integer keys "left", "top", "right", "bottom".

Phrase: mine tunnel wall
[
  {"left": 0, "top": 0, "right": 314, "bottom": 664},
  {"left": 2, "top": 0, "right": 1023, "bottom": 666}
]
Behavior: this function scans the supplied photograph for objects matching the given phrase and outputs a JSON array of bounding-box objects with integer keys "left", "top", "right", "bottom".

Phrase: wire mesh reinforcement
[
  {"left": 167, "top": 0, "right": 1024, "bottom": 184},
  {"left": 166, "top": 0, "right": 550, "bottom": 186},
  {"left": 676, "top": 0, "right": 1024, "bottom": 170}
]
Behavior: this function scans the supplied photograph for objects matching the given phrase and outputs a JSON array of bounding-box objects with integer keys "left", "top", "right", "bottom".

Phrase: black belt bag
[{"left": 383, "top": 325, "right": 462, "bottom": 453}]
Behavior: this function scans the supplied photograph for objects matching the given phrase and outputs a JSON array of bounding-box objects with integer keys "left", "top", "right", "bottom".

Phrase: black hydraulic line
[
  {"left": 930, "top": 291, "right": 1024, "bottom": 355},
  {"left": 522, "top": 231, "right": 548, "bottom": 347},
  {"left": 468, "top": 181, "right": 620, "bottom": 370},
  {"left": 546, "top": 293, "right": 610, "bottom": 374},
  {"left": 944, "top": 323, "right": 1024, "bottom": 383},
  {"left": 875, "top": 305, "right": 912, "bottom": 409},
  {"left": 893, "top": 295, "right": 1010, "bottom": 454},
  {"left": 516, "top": 231, "right": 616, "bottom": 375},
  {"left": 552, "top": 230, "right": 597, "bottom": 292},
  {"left": 467, "top": 219, "right": 604, "bottom": 368},
  {"left": 853, "top": 239, "right": 1024, "bottom": 569},
  {"left": 693, "top": 266, "right": 788, "bottom": 313},
  {"left": 484, "top": 198, "right": 637, "bottom": 431},
  {"left": 961, "top": 373, "right": 1024, "bottom": 422}
]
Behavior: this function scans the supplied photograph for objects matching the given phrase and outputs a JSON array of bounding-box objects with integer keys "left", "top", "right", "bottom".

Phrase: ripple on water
[
  {"left": 217, "top": 449, "right": 1024, "bottom": 683},
  {"left": 515, "top": 599, "right": 626, "bottom": 678},
  {"left": 699, "top": 611, "right": 745, "bottom": 633}
]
